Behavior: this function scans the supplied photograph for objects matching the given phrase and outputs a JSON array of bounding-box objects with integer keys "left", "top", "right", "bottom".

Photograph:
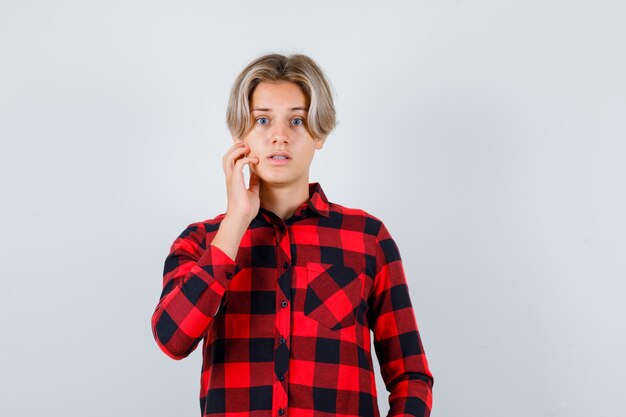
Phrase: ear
[{"left": 314, "top": 136, "right": 327, "bottom": 150}]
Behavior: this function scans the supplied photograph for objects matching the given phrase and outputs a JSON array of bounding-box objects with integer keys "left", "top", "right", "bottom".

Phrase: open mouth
[{"left": 268, "top": 154, "right": 291, "bottom": 164}]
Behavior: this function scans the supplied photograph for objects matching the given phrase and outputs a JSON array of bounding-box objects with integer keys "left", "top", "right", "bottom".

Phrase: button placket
[{"left": 273, "top": 222, "right": 291, "bottom": 417}]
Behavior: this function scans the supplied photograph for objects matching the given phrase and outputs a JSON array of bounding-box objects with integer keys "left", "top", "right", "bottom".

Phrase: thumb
[{"left": 249, "top": 169, "right": 261, "bottom": 194}]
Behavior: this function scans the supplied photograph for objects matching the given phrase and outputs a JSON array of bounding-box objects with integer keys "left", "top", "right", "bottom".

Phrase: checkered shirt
[{"left": 151, "top": 182, "right": 434, "bottom": 417}]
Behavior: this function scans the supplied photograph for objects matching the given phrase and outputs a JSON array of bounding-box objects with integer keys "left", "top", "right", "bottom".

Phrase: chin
[
  {"left": 260, "top": 177, "right": 294, "bottom": 186},
  {"left": 256, "top": 171, "right": 301, "bottom": 187}
]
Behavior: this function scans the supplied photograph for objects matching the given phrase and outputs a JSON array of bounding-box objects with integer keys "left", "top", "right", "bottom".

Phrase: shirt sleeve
[
  {"left": 151, "top": 221, "right": 240, "bottom": 360},
  {"left": 367, "top": 221, "right": 434, "bottom": 417}
]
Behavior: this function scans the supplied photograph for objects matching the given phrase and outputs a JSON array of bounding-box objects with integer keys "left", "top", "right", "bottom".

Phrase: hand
[{"left": 222, "top": 141, "right": 261, "bottom": 224}]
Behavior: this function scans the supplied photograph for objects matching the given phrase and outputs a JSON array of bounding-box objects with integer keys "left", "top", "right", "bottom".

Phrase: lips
[
  {"left": 267, "top": 151, "right": 291, "bottom": 165},
  {"left": 268, "top": 151, "right": 291, "bottom": 160}
]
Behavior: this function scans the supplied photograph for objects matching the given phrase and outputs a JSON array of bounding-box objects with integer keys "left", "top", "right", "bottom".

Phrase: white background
[{"left": 1, "top": 1, "right": 625, "bottom": 416}]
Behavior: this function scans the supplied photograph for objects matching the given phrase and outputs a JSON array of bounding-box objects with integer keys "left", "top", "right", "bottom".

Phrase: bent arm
[{"left": 151, "top": 221, "right": 239, "bottom": 359}]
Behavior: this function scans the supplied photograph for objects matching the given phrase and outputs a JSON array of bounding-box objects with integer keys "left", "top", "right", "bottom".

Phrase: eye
[
  {"left": 291, "top": 118, "right": 304, "bottom": 127},
  {"left": 256, "top": 117, "right": 270, "bottom": 126}
]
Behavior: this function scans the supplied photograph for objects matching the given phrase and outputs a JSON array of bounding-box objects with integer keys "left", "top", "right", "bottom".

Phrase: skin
[
  {"left": 224, "top": 80, "right": 326, "bottom": 221},
  {"left": 227, "top": 81, "right": 325, "bottom": 220}
]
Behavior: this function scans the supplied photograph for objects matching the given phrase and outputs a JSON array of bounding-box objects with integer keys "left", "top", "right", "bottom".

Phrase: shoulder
[
  {"left": 174, "top": 212, "right": 228, "bottom": 244},
  {"left": 327, "top": 201, "right": 402, "bottom": 272},
  {"left": 326, "top": 201, "right": 390, "bottom": 240}
]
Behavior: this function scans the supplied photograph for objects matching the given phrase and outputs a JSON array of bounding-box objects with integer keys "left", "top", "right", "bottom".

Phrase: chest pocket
[{"left": 304, "top": 262, "right": 364, "bottom": 330}]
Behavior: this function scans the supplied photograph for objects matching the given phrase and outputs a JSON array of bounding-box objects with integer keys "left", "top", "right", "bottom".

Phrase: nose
[{"left": 271, "top": 123, "right": 289, "bottom": 144}]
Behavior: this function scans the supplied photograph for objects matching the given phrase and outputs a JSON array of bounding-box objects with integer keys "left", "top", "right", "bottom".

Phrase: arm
[
  {"left": 151, "top": 219, "right": 241, "bottom": 360},
  {"left": 367, "top": 222, "right": 434, "bottom": 417},
  {"left": 151, "top": 138, "right": 259, "bottom": 359}
]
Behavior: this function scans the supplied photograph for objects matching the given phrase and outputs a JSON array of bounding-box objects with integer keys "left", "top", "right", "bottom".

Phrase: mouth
[{"left": 267, "top": 152, "right": 291, "bottom": 165}]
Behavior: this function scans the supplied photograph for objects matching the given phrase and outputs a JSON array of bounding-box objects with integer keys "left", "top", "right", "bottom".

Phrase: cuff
[{"left": 192, "top": 243, "right": 241, "bottom": 290}]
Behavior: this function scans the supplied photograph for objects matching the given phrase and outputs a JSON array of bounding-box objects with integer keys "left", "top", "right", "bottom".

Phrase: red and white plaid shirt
[{"left": 151, "top": 182, "right": 434, "bottom": 417}]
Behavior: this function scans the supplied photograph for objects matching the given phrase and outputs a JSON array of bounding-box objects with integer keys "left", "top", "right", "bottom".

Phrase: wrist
[
  {"left": 222, "top": 212, "right": 248, "bottom": 227},
  {"left": 220, "top": 214, "right": 250, "bottom": 238}
]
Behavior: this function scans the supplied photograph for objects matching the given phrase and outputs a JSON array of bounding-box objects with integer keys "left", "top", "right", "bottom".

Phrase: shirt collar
[
  {"left": 306, "top": 181, "right": 330, "bottom": 218},
  {"left": 258, "top": 181, "right": 330, "bottom": 222}
]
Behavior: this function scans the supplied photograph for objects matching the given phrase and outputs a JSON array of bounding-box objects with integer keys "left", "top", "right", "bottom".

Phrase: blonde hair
[{"left": 226, "top": 53, "right": 336, "bottom": 140}]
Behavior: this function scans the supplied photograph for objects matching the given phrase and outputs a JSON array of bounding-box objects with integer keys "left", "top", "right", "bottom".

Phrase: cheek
[
  {"left": 242, "top": 140, "right": 255, "bottom": 157},
  {"left": 247, "top": 147, "right": 260, "bottom": 159},
  {"left": 244, "top": 143, "right": 263, "bottom": 164}
]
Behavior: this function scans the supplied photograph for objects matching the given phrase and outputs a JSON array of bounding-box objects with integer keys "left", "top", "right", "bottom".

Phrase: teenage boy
[{"left": 151, "top": 53, "right": 434, "bottom": 417}]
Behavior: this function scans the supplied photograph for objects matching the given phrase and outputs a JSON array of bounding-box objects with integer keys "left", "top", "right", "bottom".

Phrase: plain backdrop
[{"left": 1, "top": 1, "right": 625, "bottom": 416}]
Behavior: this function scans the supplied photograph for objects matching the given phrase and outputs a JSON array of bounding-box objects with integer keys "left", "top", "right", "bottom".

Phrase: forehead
[{"left": 250, "top": 81, "right": 308, "bottom": 109}]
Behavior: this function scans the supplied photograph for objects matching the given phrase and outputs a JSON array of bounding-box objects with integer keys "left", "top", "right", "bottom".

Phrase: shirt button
[
  {"left": 283, "top": 262, "right": 289, "bottom": 269},
  {"left": 281, "top": 300, "right": 288, "bottom": 308},
  {"left": 279, "top": 337, "right": 286, "bottom": 344},
  {"left": 225, "top": 271, "right": 232, "bottom": 279},
  {"left": 278, "top": 409, "right": 285, "bottom": 416},
  {"left": 278, "top": 374, "right": 284, "bottom": 381}
]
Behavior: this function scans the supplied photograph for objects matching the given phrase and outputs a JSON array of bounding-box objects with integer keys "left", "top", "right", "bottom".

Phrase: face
[{"left": 237, "top": 80, "right": 326, "bottom": 187}]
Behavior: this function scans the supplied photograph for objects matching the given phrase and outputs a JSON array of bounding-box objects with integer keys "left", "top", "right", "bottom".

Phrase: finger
[
  {"left": 223, "top": 142, "right": 247, "bottom": 162},
  {"left": 223, "top": 145, "right": 249, "bottom": 175},
  {"left": 233, "top": 156, "right": 259, "bottom": 173},
  {"left": 229, "top": 157, "right": 258, "bottom": 189},
  {"left": 249, "top": 168, "right": 261, "bottom": 193},
  {"left": 222, "top": 141, "right": 246, "bottom": 160}
]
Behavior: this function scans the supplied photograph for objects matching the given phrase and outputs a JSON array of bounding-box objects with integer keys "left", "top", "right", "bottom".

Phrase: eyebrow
[{"left": 251, "top": 107, "right": 309, "bottom": 112}]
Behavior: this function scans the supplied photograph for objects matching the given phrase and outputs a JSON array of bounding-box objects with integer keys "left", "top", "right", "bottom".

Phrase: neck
[{"left": 259, "top": 179, "right": 310, "bottom": 220}]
